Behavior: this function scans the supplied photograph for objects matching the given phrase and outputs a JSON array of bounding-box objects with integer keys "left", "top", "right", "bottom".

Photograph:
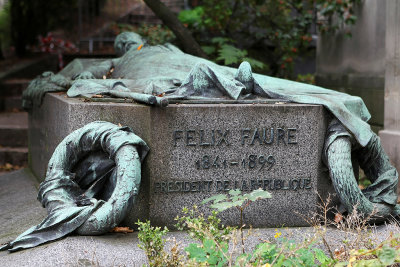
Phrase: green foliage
[
  {"left": 178, "top": 0, "right": 361, "bottom": 78},
  {"left": 317, "top": 0, "right": 361, "bottom": 37},
  {"left": 0, "top": 1, "right": 11, "bottom": 50},
  {"left": 176, "top": 189, "right": 271, "bottom": 265},
  {"left": 296, "top": 73, "right": 316, "bottom": 85},
  {"left": 235, "top": 240, "right": 335, "bottom": 266},
  {"left": 216, "top": 44, "right": 247, "bottom": 66},
  {"left": 175, "top": 206, "right": 232, "bottom": 244},
  {"left": 203, "top": 189, "right": 271, "bottom": 255},
  {"left": 335, "top": 235, "right": 400, "bottom": 267},
  {"left": 175, "top": 206, "right": 232, "bottom": 266},
  {"left": 177, "top": 7, "right": 204, "bottom": 28},
  {"left": 202, "top": 188, "right": 271, "bottom": 213},
  {"left": 207, "top": 37, "right": 267, "bottom": 72},
  {"left": 136, "top": 24, "right": 175, "bottom": 46},
  {"left": 136, "top": 220, "right": 169, "bottom": 267},
  {"left": 111, "top": 23, "right": 175, "bottom": 46},
  {"left": 137, "top": 190, "right": 400, "bottom": 267},
  {"left": 185, "top": 239, "right": 228, "bottom": 266}
]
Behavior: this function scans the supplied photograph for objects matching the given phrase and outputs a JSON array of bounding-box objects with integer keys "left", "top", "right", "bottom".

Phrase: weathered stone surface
[
  {"left": 0, "top": 169, "right": 46, "bottom": 245},
  {"left": 1, "top": 169, "right": 398, "bottom": 266},
  {"left": 29, "top": 93, "right": 334, "bottom": 228}
]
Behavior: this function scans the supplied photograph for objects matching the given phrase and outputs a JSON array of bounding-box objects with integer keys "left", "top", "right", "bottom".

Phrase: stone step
[
  {"left": 0, "top": 125, "right": 28, "bottom": 147},
  {"left": 0, "top": 112, "right": 28, "bottom": 148},
  {"left": 0, "top": 111, "right": 28, "bottom": 126},
  {"left": 0, "top": 79, "right": 31, "bottom": 97},
  {"left": 1, "top": 96, "right": 23, "bottom": 111},
  {"left": 0, "top": 146, "right": 28, "bottom": 166}
]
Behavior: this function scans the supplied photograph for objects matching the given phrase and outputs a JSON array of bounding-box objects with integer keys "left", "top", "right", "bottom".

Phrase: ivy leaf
[
  {"left": 231, "top": 195, "right": 245, "bottom": 202},
  {"left": 230, "top": 199, "right": 245, "bottom": 207},
  {"left": 229, "top": 189, "right": 241, "bottom": 196},
  {"left": 210, "top": 201, "right": 237, "bottom": 211},
  {"left": 377, "top": 246, "right": 396, "bottom": 266},
  {"left": 298, "top": 248, "right": 315, "bottom": 265},
  {"left": 252, "top": 242, "right": 271, "bottom": 257},
  {"left": 248, "top": 189, "right": 271, "bottom": 201},
  {"left": 202, "top": 194, "right": 227, "bottom": 205},
  {"left": 185, "top": 243, "right": 207, "bottom": 262},
  {"left": 313, "top": 248, "right": 332, "bottom": 265},
  {"left": 203, "top": 238, "right": 216, "bottom": 252}
]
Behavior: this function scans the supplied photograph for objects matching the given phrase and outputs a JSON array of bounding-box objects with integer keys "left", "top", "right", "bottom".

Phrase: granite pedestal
[{"left": 28, "top": 93, "right": 334, "bottom": 228}]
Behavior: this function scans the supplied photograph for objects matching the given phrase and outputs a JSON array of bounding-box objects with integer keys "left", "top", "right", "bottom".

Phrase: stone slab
[
  {"left": 0, "top": 169, "right": 46, "bottom": 245},
  {"left": 28, "top": 93, "right": 335, "bottom": 228}
]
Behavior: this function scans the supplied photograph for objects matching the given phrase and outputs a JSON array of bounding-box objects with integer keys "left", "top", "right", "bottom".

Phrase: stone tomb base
[{"left": 29, "top": 93, "right": 334, "bottom": 228}]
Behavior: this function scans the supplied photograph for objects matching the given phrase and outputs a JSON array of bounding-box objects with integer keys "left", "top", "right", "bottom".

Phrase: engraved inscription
[
  {"left": 173, "top": 128, "right": 298, "bottom": 147},
  {"left": 154, "top": 178, "right": 312, "bottom": 194},
  {"left": 240, "top": 128, "right": 298, "bottom": 145},
  {"left": 174, "top": 129, "right": 231, "bottom": 147},
  {"left": 195, "top": 154, "right": 275, "bottom": 170},
  {"left": 168, "top": 127, "right": 304, "bottom": 195}
]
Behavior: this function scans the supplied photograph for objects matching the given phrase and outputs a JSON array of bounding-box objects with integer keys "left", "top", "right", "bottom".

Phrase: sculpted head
[{"left": 114, "top": 32, "right": 146, "bottom": 56}]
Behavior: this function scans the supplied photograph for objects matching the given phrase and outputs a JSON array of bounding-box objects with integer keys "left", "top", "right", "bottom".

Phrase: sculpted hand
[
  {"left": 73, "top": 71, "right": 96, "bottom": 80},
  {"left": 50, "top": 74, "right": 71, "bottom": 88}
]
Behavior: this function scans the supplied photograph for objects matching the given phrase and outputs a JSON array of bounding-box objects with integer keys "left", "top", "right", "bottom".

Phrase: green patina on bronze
[
  {"left": 9, "top": 32, "right": 398, "bottom": 252},
  {"left": 23, "top": 32, "right": 372, "bottom": 146},
  {"left": 1, "top": 121, "right": 149, "bottom": 252}
]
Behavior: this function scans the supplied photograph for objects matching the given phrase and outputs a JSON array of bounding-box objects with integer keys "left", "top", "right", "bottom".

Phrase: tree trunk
[{"left": 143, "top": 0, "right": 207, "bottom": 58}]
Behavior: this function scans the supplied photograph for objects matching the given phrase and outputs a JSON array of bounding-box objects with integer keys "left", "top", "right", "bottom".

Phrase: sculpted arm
[{"left": 73, "top": 58, "right": 117, "bottom": 80}]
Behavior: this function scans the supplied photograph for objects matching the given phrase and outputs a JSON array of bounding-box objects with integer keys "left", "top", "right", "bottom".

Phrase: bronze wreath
[{"left": 1, "top": 121, "right": 149, "bottom": 252}]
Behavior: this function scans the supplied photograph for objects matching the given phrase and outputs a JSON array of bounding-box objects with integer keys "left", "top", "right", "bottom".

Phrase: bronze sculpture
[{"left": 3, "top": 32, "right": 397, "bottom": 252}]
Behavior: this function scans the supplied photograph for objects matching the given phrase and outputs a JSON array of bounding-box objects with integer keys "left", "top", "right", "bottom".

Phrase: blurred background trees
[
  {"left": 176, "top": 0, "right": 360, "bottom": 78},
  {"left": 8, "top": 0, "right": 80, "bottom": 56},
  {"left": 0, "top": 0, "right": 360, "bottom": 79}
]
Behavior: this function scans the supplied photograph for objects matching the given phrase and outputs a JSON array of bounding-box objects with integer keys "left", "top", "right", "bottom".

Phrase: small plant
[
  {"left": 136, "top": 220, "right": 170, "bottom": 266},
  {"left": 202, "top": 188, "right": 272, "bottom": 253},
  {"left": 136, "top": 190, "right": 400, "bottom": 267},
  {"left": 175, "top": 205, "right": 232, "bottom": 244},
  {"left": 335, "top": 234, "right": 400, "bottom": 266},
  {"left": 136, "top": 220, "right": 185, "bottom": 266},
  {"left": 234, "top": 236, "right": 335, "bottom": 266},
  {"left": 175, "top": 206, "right": 233, "bottom": 266}
]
